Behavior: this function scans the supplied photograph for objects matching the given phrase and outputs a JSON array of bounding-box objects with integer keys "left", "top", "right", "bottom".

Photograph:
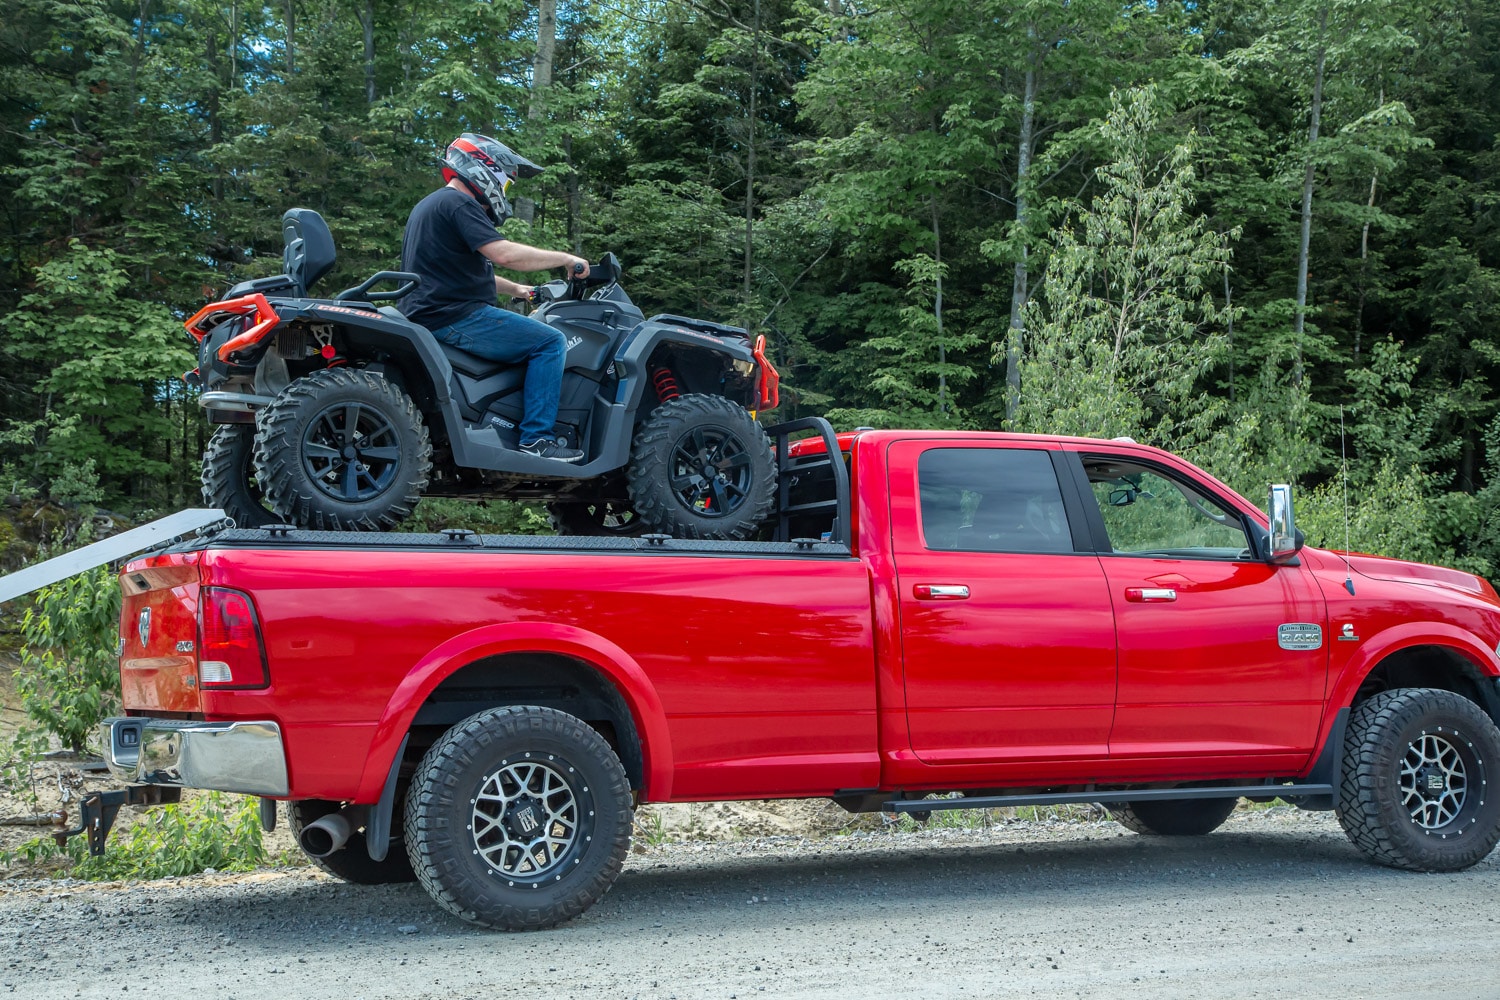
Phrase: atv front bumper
[{"left": 99, "top": 717, "right": 289, "bottom": 797}]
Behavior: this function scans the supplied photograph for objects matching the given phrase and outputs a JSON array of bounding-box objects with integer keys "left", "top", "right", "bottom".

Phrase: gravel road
[{"left": 5, "top": 808, "right": 1498, "bottom": 1000}]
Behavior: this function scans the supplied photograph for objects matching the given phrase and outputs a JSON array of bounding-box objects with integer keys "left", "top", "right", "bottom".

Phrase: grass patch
[{"left": 1, "top": 792, "right": 265, "bottom": 880}]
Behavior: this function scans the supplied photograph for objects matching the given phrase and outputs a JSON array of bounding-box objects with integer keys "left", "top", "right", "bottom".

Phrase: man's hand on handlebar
[{"left": 564, "top": 255, "right": 590, "bottom": 279}]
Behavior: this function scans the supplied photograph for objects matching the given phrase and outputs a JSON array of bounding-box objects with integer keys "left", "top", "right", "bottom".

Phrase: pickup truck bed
[{"left": 102, "top": 429, "right": 1500, "bottom": 929}]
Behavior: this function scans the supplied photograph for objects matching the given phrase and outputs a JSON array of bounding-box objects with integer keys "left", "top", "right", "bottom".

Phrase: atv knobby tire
[
  {"left": 627, "top": 394, "right": 776, "bottom": 541},
  {"left": 201, "top": 424, "right": 282, "bottom": 528},
  {"left": 289, "top": 799, "right": 417, "bottom": 885},
  {"left": 1336, "top": 687, "right": 1500, "bottom": 872},
  {"left": 255, "top": 368, "right": 431, "bottom": 531},
  {"left": 1108, "top": 797, "right": 1238, "bottom": 836},
  {"left": 403, "top": 705, "right": 633, "bottom": 931}
]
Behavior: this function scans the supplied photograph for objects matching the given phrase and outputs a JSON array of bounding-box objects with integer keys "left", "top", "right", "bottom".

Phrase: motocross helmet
[{"left": 442, "top": 133, "right": 544, "bottom": 224}]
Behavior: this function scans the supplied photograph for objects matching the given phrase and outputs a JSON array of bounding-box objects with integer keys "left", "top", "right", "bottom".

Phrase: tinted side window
[
  {"left": 917, "top": 449, "right": 1073, "bottom": 553},
  {"left": 1082, "top": 457, "right": 1250, "bottom": 560}
]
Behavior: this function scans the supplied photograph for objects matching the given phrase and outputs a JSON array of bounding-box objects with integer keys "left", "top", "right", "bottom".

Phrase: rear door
[
  {"left": 889, "top": 441, "right": 1117, "bottom": 765},
  {"left": 1071, "top": 451, "right": 1328, "bottom": 760}
]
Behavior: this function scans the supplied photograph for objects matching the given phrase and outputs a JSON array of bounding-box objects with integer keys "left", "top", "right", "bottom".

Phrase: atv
[{"left": 187, "top": 208, "right": 780, "bottom": 539}]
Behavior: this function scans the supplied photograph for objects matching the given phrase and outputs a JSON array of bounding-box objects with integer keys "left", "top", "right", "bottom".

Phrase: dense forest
[{"left": 3, "top": 0, "right": 1500, "bottom": 569}]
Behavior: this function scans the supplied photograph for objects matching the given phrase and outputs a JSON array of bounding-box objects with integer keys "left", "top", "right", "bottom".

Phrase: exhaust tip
[{"left": 298, "top": 813, "right": 354, "bottom": 858}]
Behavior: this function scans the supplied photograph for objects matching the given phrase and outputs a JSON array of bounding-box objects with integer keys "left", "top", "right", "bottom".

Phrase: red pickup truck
[{"left": 101, "top": 424, "right": 1500, "bottom": 930}]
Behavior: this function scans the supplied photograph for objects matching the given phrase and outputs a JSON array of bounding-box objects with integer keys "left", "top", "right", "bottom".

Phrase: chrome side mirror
[{"left": 1268, "top": 483, "right": 1302, "bottom": 563}]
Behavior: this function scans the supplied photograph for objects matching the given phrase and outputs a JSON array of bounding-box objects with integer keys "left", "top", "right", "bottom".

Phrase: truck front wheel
[
  {"left": 1336, "top": 688, "right": 1500, "bottom": 872},
  {"left": 403, "top": 706, "right": 633, "bottom": 930},
  {"left": 1107, "top": 797, "right": 1238, "bottom": 836}
]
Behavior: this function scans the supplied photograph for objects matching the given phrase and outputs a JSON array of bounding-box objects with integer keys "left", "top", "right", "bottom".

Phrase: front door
[
  {"left": 890, "top": 441, "right": 1118, "bottom": 765},
  {"left": 1074, "top": 452, "right": 1328, "bottom": 760}
]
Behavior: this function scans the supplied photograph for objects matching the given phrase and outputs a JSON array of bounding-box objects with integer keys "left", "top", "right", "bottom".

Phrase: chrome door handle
[
  {"left": 1125, "top": 587, "right": 1177, "bottom": 603},
  {"left": 914, "top": 584, "right": 970, "bottom": 600}
]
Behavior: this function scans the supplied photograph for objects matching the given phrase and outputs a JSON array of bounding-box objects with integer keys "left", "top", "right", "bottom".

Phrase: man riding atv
[
  {"left": 189, "top": 133, "right": 782, "bottom": 539},
  {"left": 401, "top": 134, "right": 588, "bottom": 464}
]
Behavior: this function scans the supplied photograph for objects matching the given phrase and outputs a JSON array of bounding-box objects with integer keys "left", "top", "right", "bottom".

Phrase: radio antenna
[{"left": 1340, "top": 405, "right": 1356, "bottom": 595}]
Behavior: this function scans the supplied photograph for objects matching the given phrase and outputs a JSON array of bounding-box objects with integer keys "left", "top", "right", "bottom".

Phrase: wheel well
[
  {"left": 646, "top": 344, "right": 755, "bottom": 409},
  {"left": 1354, "top": 644, "right": 1500, "bottom": 726},
  {"left": 406, "top": 652, "right": 645, "bottom": 791}
]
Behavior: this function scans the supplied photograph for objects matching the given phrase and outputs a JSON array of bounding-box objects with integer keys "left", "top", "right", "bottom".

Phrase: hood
[{"left": 1342, "top": 552, "right": 1498, "bottom": 601}]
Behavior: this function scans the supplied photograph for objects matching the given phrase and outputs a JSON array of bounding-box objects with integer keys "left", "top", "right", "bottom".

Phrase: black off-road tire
[
  {"left": 201, "top": 424, "right": 282, "bottom": 528},
  {"left": 403, "top": 706, "right": 633, "bottom": 931},
  {"left": 289, "top": 799, "right": 417, "bottom": 885},
  {"left": 254, "top": 368, "right": 431, "bottom": 531},
  {"left": 1108, "top": 797, "right": 1238, "bottom": 836},
  {"left": 627, "top": 394, "right": 776, "bottom": 540},
  {"left": 1336, "top": 688, "right": 1500, "bottom": 872},
  {"left": 546, "top": 498, "right": 646, "bottom": 537}
]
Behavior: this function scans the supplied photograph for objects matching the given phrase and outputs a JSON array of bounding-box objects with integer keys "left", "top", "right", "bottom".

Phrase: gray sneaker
[{"left": 520, "top": 437, "right": 585, "bottom": 463}]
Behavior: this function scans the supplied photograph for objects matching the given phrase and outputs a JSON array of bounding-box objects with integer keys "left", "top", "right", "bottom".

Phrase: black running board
[{"left": 882, "top": 782, "right": 1335, "bottom": 813}]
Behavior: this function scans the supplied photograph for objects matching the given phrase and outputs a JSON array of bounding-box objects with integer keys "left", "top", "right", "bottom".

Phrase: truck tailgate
[{"left": 119, "top": 552, "right": 204, "bottom": 713}]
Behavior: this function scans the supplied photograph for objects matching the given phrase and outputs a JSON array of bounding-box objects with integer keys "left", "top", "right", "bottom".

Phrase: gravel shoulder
[{"left": 5, "top": 807, "right": 1499, "bottom": 999}]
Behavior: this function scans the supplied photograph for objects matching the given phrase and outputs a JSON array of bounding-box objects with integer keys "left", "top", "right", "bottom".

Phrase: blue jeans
[{"left": 432, "top": 305, "right": 565, "bottom": 444}]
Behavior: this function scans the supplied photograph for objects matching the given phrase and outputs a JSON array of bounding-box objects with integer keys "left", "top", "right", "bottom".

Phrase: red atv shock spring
[{"left": 652, "top": 367, "right": 681, "bottom": 403}]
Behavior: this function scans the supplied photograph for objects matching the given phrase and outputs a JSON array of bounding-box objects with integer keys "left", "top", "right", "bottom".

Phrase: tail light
[{"left": 198, "top": 587, "right": 269, "bottom": 689}]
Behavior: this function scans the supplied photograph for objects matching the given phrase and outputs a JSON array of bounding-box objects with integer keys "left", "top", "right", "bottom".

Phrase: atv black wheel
[
  {"left": 255, "top": 368, "right": 432, "bottom": 531},
  {"left": 404, "top": 705, "right": 633, "bottom": 931},
  {"left": 289, "top": 799, "right": 417, "bottom": 885},
  {"left": 547, "top": 498, "right": 646, "bottom": 537},
  {"left": 1336, "top": 688, "right": 1500, "bottom": 872},
  {"left": 1107, "top": 797, "right": 1238, "bottom": 836},
  {"left": 627, "top": 394, "right": 776, "bottom": 540},
  {"left": 201, "top": 424, "right": 281, "bottom": 528}
]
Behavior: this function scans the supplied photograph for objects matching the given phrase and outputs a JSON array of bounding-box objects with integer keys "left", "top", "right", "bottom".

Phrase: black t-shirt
[{"left": 398, "top": 186, "right": 503, "bottom": 331}]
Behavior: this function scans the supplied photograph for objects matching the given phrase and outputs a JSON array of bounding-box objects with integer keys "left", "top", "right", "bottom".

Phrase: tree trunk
[
  {"left": 1353, "top": 170, "right": 1378, "bottom": 362},
  {"left": 742, "top": 0, "right": 761, "bottom": 309},
  {"left": 229, "top": 1, "right": 239, "bottom": 88},
  {"left": 1292, "top": 5, "right": 1329, "bottom": 387},
  {"left": 284, "top": 0, "right": 297, "bottom": 74},
  {"left": 530, "top": 0, "right": 557, "bottom": 120},
  {"left": 1224, "top": 264, "right": 1235, "bottom": 402},
  {"left": 1005, "top": 52, "right": 1038, "bottom": 423},
  {"left": 360, "top": 0, "right": 376, "bottom": 104},
  {"left": 932, "top": 199, "right": 946, "bottom": 415},
  {"left": 566, "top": 134, "right": 581, "bottom": 254}
]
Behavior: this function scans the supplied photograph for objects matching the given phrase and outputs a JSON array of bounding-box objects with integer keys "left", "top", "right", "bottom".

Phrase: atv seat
[{"left": 436, "top": 340, "right": 517, "bottom": 379}]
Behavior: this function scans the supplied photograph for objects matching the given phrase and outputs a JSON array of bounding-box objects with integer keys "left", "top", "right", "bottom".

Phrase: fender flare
[
  {"left": 1307, "top": 621, "right": 1500, "bottom": 772},
  {"left": 354, "top": 622, "right": 674, "bottom": 803}
]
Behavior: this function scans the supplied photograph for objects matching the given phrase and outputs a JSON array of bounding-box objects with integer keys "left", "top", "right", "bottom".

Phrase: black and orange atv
[{"left": 187, "top": 209, "right": 780, "bottom": 538}]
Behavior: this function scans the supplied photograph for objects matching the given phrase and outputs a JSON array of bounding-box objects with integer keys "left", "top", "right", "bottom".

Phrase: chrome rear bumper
[{"left": 100, "top": 717, "right": 289, "bottom": 797}]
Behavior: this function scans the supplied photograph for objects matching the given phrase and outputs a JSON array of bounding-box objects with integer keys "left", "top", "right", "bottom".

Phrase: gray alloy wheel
[
  {"left": 1337, "top": 687, "right": 1500, "bottom": 871},
  {"left": 403, "top": 705, "right": 633, "bottom": 930}
]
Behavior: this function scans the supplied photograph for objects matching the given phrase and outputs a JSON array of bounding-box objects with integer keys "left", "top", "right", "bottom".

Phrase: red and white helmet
[{"left": 442, "top": 133, "right": 543, "bottom": 224}]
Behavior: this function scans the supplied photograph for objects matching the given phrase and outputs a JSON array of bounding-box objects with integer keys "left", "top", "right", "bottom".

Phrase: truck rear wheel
[
  {"left": 1108, "top": 797, "right": 1238, "bottom": 836},
  {"left": 627, "top": 394, "right": 776, "bottom": 540},
  {"left": 1336, "top": 688, "right": 1500, "bottom": 872},
  {"left": 255, "top": 368, "right": 432, "bottom": 531},
  {"left": 403, "top": 706, "right": 633, "bottom": 931},
  {"left": 289, "top": 799, "right": 417, "bottom": 885},
  {"left": 202, "top": 424, "right": 281, "bottom": 528}
]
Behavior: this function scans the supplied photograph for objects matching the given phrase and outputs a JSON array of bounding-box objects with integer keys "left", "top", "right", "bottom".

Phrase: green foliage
[
  {"left": 0, "top": 793, "right": 266, "bottom": 880},
  {"left": 1014, "top": 87, "right": 1238, "bottom": 453},
  {"left": 0, "top": 0, "right": 1497, "bottom": 566},
  {"left": 392, "top": 497, "right": 550, "bottom": 535},
  {"left": 16, "top": 568, "right": 122, "bottom": 753}
]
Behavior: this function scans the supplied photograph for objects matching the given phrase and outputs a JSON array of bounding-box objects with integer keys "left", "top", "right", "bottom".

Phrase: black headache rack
[{"left": 763, "top": 417, "right": 850, "bottom": 547}]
